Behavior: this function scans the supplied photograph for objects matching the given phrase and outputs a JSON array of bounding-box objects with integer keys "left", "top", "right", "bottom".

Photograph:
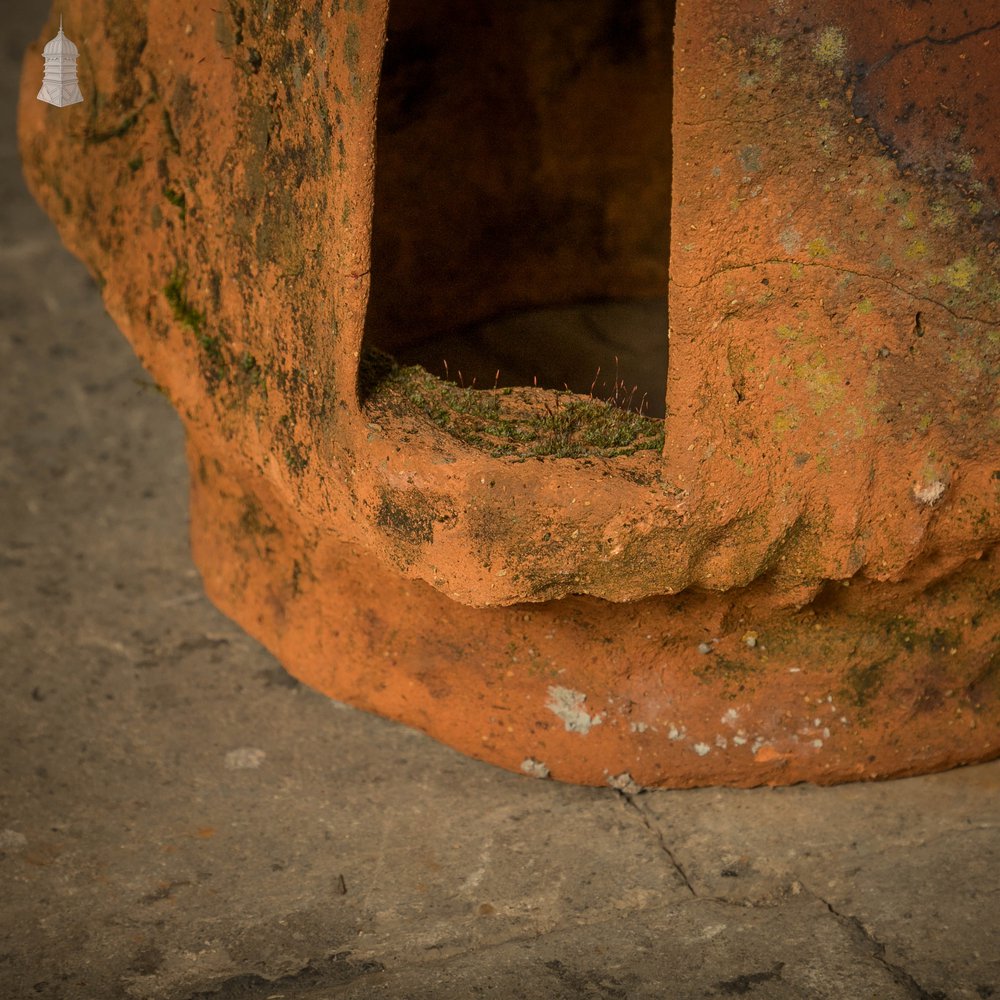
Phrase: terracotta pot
[{"left": 19, "top": 0, "right": 999, "bottom": 786}]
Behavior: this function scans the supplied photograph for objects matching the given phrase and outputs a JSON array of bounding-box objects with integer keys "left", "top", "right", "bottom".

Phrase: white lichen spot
[
  {"left": 607, "top": 772, "right": 641, "bottom": 795},
  {"left": 780, "top": 227, "right": 802, "bottom": 253},
  {"left": 715, "top": 735, "right": 728, "bottom": 749},
  {"left": 546, "top": 686, "right": 602, "bottom": 734},
  {"left": 913, "top": 480, "right": 947, "bottom": 506},
  {"left": 721, "top": 708, "right": 741, "bottom": 727},
  {"left": 813, "top": 26, "right": 847, "bottom": 66},
  {"left": 520, "top": 758, "right": 550, "bottom": 779},
  {"left": 667, "top": 724, "right": 687, "bottom": 741},
  {"left": 812, "top": 739, "right": 824, "bottom": 749},
  {"left": 751, "top": 737, "right": 767, "bottom": 755},
  {"left": 225, "top": 747, "right": 266, "bottom": 770},
  {"left": 630, "top": 721, "right": 649, "bottom": 734},
  {"left": 732, "top": 735, "right": 748, "bottom": 746},
  {"left": 693, "top": 742, "right": 712, "bottom": 757}
]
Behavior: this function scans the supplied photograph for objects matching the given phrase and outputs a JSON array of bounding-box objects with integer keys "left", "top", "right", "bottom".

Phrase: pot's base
[{"left": 189, "top": 434, "right": 1000, "bottom": 788}]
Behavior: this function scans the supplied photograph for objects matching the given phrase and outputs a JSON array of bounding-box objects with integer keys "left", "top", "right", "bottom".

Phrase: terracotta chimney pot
[{"left": 19, "top": 0, "right": 999, "bottom": 786}]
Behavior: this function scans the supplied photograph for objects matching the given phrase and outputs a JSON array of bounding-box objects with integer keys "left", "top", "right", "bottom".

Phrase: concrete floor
[{"left": 2, "top": 4, "right": 999, "bottom": 999}]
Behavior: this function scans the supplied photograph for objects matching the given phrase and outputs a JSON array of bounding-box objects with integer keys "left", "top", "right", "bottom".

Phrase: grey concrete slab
[
  {"left": 2, "top": 3, "right": 998, "bottom": 999},
  {"left": 325, "top": 896, "right": 921, "bottom": 999},
  {"left": 635, "top": 768, "right": 1000, "bottom": 1000}
]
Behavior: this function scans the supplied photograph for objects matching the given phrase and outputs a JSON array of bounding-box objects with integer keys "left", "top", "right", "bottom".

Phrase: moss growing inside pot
[{"left": 366, "top": 352, "right": 664, "bottom": 460}]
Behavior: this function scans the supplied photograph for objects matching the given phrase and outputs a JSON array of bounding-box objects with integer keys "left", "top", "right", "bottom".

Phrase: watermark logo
[{"left": 37, "top": 16, "right": 84, "bottom": 108}]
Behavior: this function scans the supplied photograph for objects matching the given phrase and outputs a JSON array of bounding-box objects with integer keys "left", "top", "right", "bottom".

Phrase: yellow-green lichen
[
  {"left": 846, "top": 407, "right": 867, "bottom": 440},
  {"left": 807, "top": 237, "right": 833, "bottom": 259},
  {"left": 751, "top": 33, "right": 784, "bottom": 60},
  {"left": 813, "top": 26, "right": 847, "bottom": 66},
  {"left": 949, "top": 347, "right": 983, "bottom": 380},
  {"left": 794, "top": 352, "right": 844, "bottom": 415},
  {"left": 772, "top": 408, "right": 800, "bottom": 436},
  {"left": 944, "top": 257, "right": 977, "bottom": 290},
  {"left": 929, "top": 202, "right": 957, "bottom": 230}
]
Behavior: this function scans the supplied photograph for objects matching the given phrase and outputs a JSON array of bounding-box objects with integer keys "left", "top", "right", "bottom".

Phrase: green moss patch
[
  {"left": 376, "top": 488, "right": 437, "bottom": 546},
  {"left": 284, "top": 443, "right": 309, "bottom": 475},
  {"left": 164, "top": 268, "right": 204, "bottom": 334},
  {"left": 843, "top": 660, "right": 887, "bottom": 707},
  {"left": 162, "top": 185, "right": 187, "bottom": 219},
  {"left": 86, "top": 111, "right": 140, "bottom": 144},
  {"left": 693, "top": 654, "right": 761, "bottom": 700},
  {"left": 364, "top": 351, "right": 664, "bottom": 461},
  {"left": 164, "top": 268, "right": 226, "bottom": 387},
  {"left": 162, "top": 108, "right": 181, "bottom": 154},
  {"left": 239, "top": 496, "right": 279, "bottom": 538}
]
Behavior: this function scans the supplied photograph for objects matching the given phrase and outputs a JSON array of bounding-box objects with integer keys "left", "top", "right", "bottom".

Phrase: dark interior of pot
[{"left": 361, "top": 0, "right": 673, "bottom": 417}]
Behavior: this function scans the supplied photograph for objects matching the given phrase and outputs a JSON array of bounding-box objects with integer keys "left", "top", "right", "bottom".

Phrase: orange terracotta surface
[{"left": 18, "top": 0, "right": 999, "bottom": 786}]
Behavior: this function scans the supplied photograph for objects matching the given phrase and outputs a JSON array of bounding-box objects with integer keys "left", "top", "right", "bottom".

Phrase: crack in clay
[
  {"left": 811, "top": 891, "right": 941, "bottom": 1000},
  {"left": 672, "top": 258, "right": 998, "bottom": 325},
  {"left": 616, "top": 792, "right": 698, "bottom": 898},
  {"left": 862, "top": 20, "right": 1000, "bottom": 79},
  {"left": 333, "top": 266, "right": 372, "bottom": 283},
  {"left": 677, "top": 110, "right": 794, "bottom": 130}
]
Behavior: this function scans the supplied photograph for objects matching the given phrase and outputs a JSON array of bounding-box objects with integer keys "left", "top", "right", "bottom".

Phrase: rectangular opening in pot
[{"left": 362, "top": 0, "right": 673, "bottom": 418}]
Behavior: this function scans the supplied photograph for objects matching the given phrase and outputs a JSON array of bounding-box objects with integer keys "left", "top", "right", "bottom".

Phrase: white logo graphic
[{"left": 37, "top": 16, "right": 84, "bottom": 108}]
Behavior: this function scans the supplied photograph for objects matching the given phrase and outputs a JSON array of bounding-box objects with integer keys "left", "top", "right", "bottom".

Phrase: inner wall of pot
[{"left": 362, "top": 0, "right": 673, "bottom": 417}]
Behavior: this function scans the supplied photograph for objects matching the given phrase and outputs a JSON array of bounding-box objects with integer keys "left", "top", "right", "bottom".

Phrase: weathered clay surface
[{"left": 17, "top": 0, "right": 999, "bottom": 786}]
